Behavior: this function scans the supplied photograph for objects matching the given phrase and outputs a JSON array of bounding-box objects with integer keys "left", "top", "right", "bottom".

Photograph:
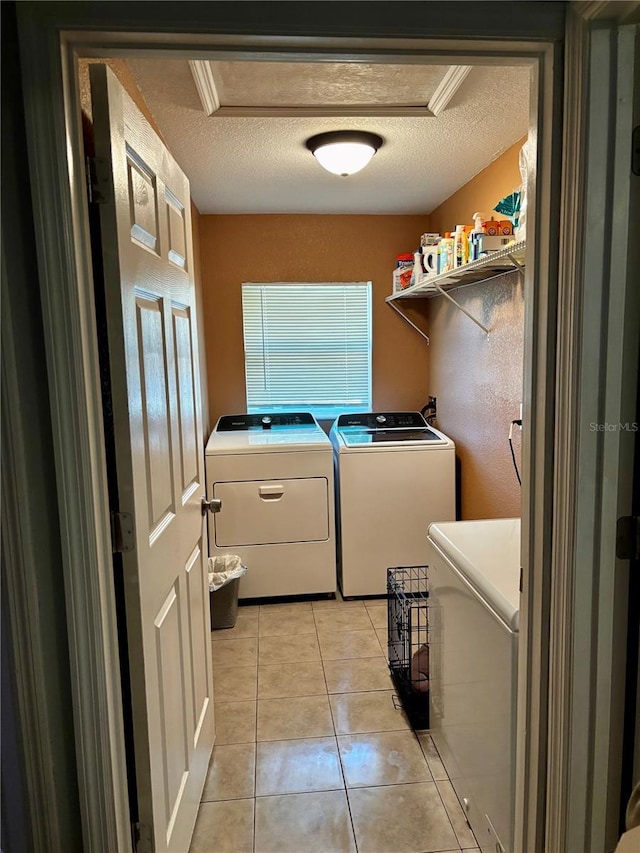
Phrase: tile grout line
[
  {"left": 316, "top": 616, "right": 335, "bottom": 724},
  {"left": 318, "top": 604, "right": 362, "bottom": 852},
  {"left": 252, "top": 794, "right": 256, "bottom": 853},
  {"left": 314, "top": 616, "right": 347, "bottom": 806},
  {"left": 425, "top": 735, "right": 470, "bottom": 851},
  {"left": 433, "top": 777, "right": 479, "bottom": 851},
  {"left": 252, "top": 612, "right": 260, "bottom": 853},
  {"left": 326, "top": 616, "right": 361, "bottom": 853},
  {"left": 432, "top": 778, "right": 464, "bottom": 852}
]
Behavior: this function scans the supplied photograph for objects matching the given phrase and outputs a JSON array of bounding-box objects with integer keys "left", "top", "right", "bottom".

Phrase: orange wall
[
  {"left": 427, "top": 272, "right": 523, "bottom": 519},
  {"left": 429, "top": 136, "right": 526, "bottom": 235},
  {"left": 199, "top": 215, "right": 430, "bottom": 427},
  {"left": 426, "top": 136, "right": 525, "bottom": 520}
]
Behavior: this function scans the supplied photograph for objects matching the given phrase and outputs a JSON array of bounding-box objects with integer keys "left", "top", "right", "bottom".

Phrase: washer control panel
[{"left": 335, "top": 412, "right": 428, "bottom": 430}]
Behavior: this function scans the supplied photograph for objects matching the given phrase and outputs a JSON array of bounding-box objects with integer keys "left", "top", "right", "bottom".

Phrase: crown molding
[
  {"left": 428, "top": 65, "right": 472, "bottom": 116},
  {"left": 189, "top": 59, "right": 220, "bottom": 116},
  {"left": 188, "top": 58, "right": 438, "bottom": 117}
]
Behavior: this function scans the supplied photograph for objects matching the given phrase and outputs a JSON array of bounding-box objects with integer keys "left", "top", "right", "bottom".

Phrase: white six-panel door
[{"left": 89, "top": 64, "right": 213, "bottom": 852}]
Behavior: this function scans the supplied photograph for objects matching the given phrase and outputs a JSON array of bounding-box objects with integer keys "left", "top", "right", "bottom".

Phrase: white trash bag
[
  {"left": 208, "top": 554, "right": 247, "bottom": 591},
  {"left": 515, "top": 137, "right": 534, "bottom": 243}
]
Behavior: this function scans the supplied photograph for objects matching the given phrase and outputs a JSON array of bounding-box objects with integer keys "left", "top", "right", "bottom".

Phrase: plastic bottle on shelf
[
  {"left": 469, "top": 212, "right": 487, "bottom": 261},
  {"left": 453, "top": 224, "right": 470, "bottom": 268},
  {"left": 413, "top": 250, "right": 425, "bottom": 283},
  {"left": 421, "top": 245, "right": 439, "bottom": 277},
  {"left": 437, "top": 233, "right": 454, "bottom": 273}
]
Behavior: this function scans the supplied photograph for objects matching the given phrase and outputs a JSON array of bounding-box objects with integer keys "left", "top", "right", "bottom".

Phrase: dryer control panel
[{"left": 216, "top": 412, "right": 317, "bottom": 431}]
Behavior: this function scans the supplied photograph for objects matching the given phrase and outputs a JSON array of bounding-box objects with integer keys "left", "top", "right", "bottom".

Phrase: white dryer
[
  {"left": 205, "top": 412, "right": 336, "bottom": 599},
  {"left": 329, "top": 412, "right": 455, "bottom": 597}
]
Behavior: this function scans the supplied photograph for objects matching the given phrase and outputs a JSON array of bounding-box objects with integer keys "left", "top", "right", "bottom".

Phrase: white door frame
[
  {"left": 547, "top": 8, "right": 640, "bottom": 852},
  {"left": 12, "top": 3, "right": 631, "bottom": 851}
]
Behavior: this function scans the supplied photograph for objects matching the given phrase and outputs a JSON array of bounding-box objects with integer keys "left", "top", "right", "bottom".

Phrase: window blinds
[{"left": 242, "top": 282, "right": 372, "bottom": 420}]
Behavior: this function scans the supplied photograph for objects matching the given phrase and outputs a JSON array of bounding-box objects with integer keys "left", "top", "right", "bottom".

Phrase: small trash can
[{"left": 208, "top": 555, "right": 247, "bottom": 631}]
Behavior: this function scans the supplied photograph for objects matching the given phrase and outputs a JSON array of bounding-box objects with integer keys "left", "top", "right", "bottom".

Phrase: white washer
[
  {"left": 427, "top": 518, "right": 521, "bottom": 853},
  {"left": 329, "top": 411, "right": 455, "bottom": 597},
  {"left": 205, "top": 412, "right": 336, "bottom": 599}
]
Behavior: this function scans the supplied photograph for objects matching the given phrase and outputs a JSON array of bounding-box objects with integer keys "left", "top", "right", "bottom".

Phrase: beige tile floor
[{"left": 191, "top": 596, "right": 479, "bottom": 853}]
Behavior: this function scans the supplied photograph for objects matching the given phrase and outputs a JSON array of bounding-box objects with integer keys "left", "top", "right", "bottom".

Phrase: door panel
[
  {"left": 165, "top": 189, "right": 188, "bottom": 269},
  {"left": 90, "top": 64, "right": 213, "bottom": 852},
  {"left": 154, "top": 584, "right": 189, "bottom": 831},
  {"left": 186, "top": 543, "right": 208, "bottom": 741},
  {"left": 127, "top": 150, "right": 160, "bottom": 253},
  {"left": 173, "top": 306, "right": 199, "bottom": 494},
  {"left": 137, "top": 294, "right": 175, "bottom": 528}
]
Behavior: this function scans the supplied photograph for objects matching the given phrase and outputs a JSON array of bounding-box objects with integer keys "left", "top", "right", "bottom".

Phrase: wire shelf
[{"left": 387, "top": 240, "right": 526, "bottom": 302}]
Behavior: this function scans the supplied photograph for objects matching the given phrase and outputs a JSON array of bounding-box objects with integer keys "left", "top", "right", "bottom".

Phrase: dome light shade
[{"left": 305, "top": 131, "right": 384, "bottom": 177}]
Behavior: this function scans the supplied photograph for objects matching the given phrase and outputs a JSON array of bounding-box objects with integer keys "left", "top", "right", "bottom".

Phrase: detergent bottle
[
  {"left": 437, "top": 233, "right": 454, "bottom": 273},
  {"left": 453, "top": 224, "right": 469, "bottom": 268}
]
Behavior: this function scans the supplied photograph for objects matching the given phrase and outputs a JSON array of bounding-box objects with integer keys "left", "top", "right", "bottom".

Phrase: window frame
[{"left": 242, "top": 280, "right": 373, "bottom": 420}]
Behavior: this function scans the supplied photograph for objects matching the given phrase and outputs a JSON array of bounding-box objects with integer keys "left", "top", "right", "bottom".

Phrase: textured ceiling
[
  {"left": 126, "top": 58, "right": 530, "bottom": 215},
  {"left": 210, "top": 60, "right": 445, "bottom": 107}
]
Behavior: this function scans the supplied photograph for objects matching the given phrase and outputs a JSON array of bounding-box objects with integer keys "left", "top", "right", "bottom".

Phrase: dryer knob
[
  {"left": 376, "top": 415, "right": 387, "bottom": 424},
  {"left": 261, "top": 416, "right": 272, "bottom": 429}
]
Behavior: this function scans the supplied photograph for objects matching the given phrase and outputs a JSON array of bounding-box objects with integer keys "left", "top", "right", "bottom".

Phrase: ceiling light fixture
[{"left": 305, "top": 130, "right": 384, "bottom": 177}]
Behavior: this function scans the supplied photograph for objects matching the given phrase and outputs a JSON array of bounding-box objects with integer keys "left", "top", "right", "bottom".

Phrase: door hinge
[
  {"left": 110, "top": 511, "right": 134, "bottom": 553},
  {"left": 132, "top": 821, "right": 152, "bottom": 853},
  {"left": 632, "top": 125, "right": 640, "bottom": 176},
  {"left": 86, "top": 155, "right": 113, "bottom": 205},
  {"left": 616, "top": 516, "right": 640, "bottom": 560}
]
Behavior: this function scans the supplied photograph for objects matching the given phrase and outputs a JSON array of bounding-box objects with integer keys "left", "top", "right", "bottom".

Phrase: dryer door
[{"left": 214, "top": 478, "right": 329, "bottom": 546}]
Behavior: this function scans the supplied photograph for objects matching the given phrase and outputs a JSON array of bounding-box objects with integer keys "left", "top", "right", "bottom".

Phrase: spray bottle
[{"left": 469, "top": 211, "right": 487, "bottom": 261}]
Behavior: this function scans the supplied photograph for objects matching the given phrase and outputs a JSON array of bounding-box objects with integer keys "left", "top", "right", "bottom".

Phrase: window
[{"left": 242, "top": 282, "right": 372, "bottom": 421}]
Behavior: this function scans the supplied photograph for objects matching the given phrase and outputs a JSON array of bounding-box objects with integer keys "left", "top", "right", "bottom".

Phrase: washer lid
[
  {"left": 428, "top": 518, "right": 521, "bottom": 631},
  {"left": 336, "top": 411, "right": 446, "bottom": 446},
  {"left": 339, "top": 427, "right": 445, "bottom": 446}
]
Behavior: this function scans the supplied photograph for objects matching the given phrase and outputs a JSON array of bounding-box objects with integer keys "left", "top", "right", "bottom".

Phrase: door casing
[
  {"left": 11, "top": 3, "right": 636, "bottom": 852},
  {"left": 19, "top": 27, "right": 559, "bottom": 850}
]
